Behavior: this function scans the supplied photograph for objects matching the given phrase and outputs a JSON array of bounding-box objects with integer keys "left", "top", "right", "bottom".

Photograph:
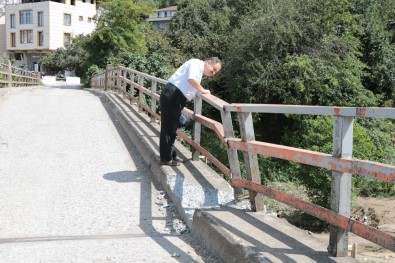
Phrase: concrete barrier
[
  {"left": 66, "top": 77, "right": 80, "bottom": 85},
  {"left": 41, "top": 76, "right": 56, "bottom": 85}
]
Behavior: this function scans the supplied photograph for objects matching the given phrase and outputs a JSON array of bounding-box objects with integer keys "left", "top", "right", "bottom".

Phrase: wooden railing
[
  {"left": 0, "top": 59, "right": 41, "bottom": 87},
  {"left": 91, "top": 65, "right": 395, "bottom": 256}
]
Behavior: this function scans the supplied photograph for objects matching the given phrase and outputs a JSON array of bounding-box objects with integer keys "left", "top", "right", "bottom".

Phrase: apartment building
[
  {"left": 146, "top": 5, "right": 177, "bottom": 29},
  {"left": 4, "top": 0, "right": 96, "bottom": 72}
]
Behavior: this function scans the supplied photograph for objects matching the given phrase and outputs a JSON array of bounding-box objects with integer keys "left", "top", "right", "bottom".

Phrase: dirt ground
[{"left": 313, "top": 196, "right": 395, "bottom": 263}]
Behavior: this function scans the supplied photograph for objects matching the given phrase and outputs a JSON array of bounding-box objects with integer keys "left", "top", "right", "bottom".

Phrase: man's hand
[{"left": 188, "top": 79, "right": 211, "bottom": 94}]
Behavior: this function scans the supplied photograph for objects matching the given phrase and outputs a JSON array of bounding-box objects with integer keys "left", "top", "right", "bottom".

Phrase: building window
[
  {"left": 158, "top": 11, "right": 164, "bottom": 18},
  {"left": 20, "top": 30, "right": 33, "bottom": 44},
  {"left": 15, "top": 53, "right": 23, "bottom": 61},
  {"left": 64, "top": 33, "right": 71, "bottom": 47},
  {"left": 87, "top": 17, "right": 92, "bottom": 23},
  {"left": 38, "top": 31, "right": 44, "bottom": 46},
  {"left": 165, "top": 11, "right": 172, "bottom": 17},
  {"left": 64, "top": 14, "right": 71, "bottom": 26},
  {"left": 79, "top": 16, "right": 83, "bottom": 21},
  {"left": 20, "top": 10, "right": 33, "bottom": 24},
  {"left": 38, "top": 11, "right": 44, "bottom": 27},
  {"left": 10, "top": 14, "right": 15, "bottom": 28},
  {"left": 10, "top": 33, "right": 16, "bottom": 47}
]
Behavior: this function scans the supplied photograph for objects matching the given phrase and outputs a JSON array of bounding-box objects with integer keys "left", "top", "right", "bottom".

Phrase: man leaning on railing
[{"left": 159, "top": 57, "right": 222, "bottom": 166}]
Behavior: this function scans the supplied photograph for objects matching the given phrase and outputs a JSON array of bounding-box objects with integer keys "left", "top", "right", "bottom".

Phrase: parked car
[{"left": 56, "top": 71, "right": 65, "bottom": 81}]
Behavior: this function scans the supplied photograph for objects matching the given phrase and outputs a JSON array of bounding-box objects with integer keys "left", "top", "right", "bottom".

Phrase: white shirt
[{"left": 168, "top": 59, "right": 204, "bottom": 101}]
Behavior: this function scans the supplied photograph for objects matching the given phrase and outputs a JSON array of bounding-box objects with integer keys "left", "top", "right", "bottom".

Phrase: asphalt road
[{"left": 0, "top": 85, "right": 218, "bottom": 263}]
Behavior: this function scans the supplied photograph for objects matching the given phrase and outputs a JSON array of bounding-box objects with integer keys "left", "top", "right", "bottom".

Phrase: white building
[
  {"left": 3, "top": 0, "right": 96, "bottom": 72},
  {"left": 146, "top": 5, "right": 177, "bottom": 29}
]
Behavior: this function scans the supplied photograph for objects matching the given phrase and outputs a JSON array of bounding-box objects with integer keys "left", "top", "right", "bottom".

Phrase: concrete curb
[{"left": 192, "top": 208, "right": 272, "bottom": 263}]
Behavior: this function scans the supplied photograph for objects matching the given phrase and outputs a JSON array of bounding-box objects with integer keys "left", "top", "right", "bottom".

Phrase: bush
[{"left": 82, "top": 65, "right": 103, "bottom": 88}]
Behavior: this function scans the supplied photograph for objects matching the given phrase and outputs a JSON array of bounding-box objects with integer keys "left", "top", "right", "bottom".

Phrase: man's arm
[{"left": 188, "top": 79, "right": 211, "bottom": 94}]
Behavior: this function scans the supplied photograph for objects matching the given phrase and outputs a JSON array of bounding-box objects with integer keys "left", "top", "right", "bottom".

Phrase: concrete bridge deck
[{"left": 0, "top": 85, "right": 356, "bottom": 262}]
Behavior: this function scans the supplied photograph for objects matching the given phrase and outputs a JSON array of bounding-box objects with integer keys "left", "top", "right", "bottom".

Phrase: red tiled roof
[{"left": 157, "top": 6, "right": 177, "bottom": 12}]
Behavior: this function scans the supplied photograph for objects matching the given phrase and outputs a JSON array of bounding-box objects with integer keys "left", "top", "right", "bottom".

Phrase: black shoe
[
  {"left": 173, "top": 156, "right": 184, "bottom": 163},
  {"left": 160, "top": 160, "right": 180, "bottom": 166}
]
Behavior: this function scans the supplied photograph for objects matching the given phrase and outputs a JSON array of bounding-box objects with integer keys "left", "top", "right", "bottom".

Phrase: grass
[{"left": 259, "top": 180, "right": 330, "bottom": 232}]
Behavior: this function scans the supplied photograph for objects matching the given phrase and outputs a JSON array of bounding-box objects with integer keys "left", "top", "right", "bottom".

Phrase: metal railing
[
  {"left": 0, "top": 59, "right": 41, "bottom": 88},
  {"left": 91, "top": 65, "right": 395, "bottom": 256}
]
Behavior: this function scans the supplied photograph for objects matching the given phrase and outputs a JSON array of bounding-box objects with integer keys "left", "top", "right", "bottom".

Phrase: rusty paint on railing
[
  {"left": 193, "top": 114, "right": 225, "bottom": 143},
  {"left": 176, "top": 130, "right": 231, "bottom": 176},
  {"left": 0, "top": 60, "right": 40, "bottom": 87},
  {"left": 182, "top": 108, "right": 194, "bottom": 120},
  {"left": 197, "top": 93, "right": 229, "bottom": 111},
  {"left": 119, "top": 66, "right": 168, "bottom": 85},
  {"left": 224, "top": 104, "right": 395, "bottom": 119},
  {"left": 119, "top": 76, "right": 160, "bottom": 101},
  {"left": 227, "top": 139, "right": 395, "bottom": 183},
  {"left": 231, "top": 179, "right": 395, "bottom": 252}
]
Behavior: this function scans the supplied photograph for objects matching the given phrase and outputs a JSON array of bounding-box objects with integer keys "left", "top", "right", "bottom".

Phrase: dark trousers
[{"left": 160, "top": 83, "right": 187, "bottom": 162}]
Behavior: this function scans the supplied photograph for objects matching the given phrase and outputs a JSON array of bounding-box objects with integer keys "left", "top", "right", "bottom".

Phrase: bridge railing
[
  {"left": 0, "top": 59, "right": 41, "bottom": 87},
  {"left": 91, "top": 65, "right": 395, "bottom": 256}
]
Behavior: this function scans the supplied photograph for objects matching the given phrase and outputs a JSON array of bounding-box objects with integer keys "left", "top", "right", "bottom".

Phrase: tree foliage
[
  {"left": 223, "top": 0, "right": 377, "bottom": 107},
  {"left": 157, "top": 0, "right": 178, "bottom": 8},
  {"left": 354, "top": 0, "right": 395, "bottom": 106},
  {"left": 82, "top": 0, "right": 154, "bottom": 69},
  {"left": 39, "top": 35, "right": 88, "bottom": 76},
  {"left": 167, "top": 0, "right": 234, "bottom": 60}
]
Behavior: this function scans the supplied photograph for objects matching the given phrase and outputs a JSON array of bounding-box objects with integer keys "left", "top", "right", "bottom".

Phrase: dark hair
[{"left": 206, "top": 57, "right": 221, "bottom": 65}]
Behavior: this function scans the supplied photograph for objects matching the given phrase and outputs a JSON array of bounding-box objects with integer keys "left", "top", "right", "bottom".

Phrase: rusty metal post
[
  {"left": 150, "top": 81, "right": 157, "bottom": 123},
  {"left": 110, "top": 69, "right": 115, "bottom": 91},
  {"left": 221, "top": 109, "right": 243, "bottom": 198},
  {"left": 238, "top": 112, "right": 265, "bottom": 212},
  {"left": 122, "top": 69, "right": 127, "bottom": 99},
  {"left": 138, "top": 76, "right": 144, "bottom": 112},
  {"left": 329, "top": 115, "right": 353, "bottom": 257},
  {"left": 116, "top": 68, "right": 122, "bottom": 94},
  {"left": 129, "top": 72, "right": 135, "bottom": 104},
  {"left": 104, "top": 64, "right": 110, "bottom": 91},
  {"left": 7, "top": 60, "right": 12, "bottom": 87},
  {"left": 192, "top": 95, "right": 202, "bottom": 161}
]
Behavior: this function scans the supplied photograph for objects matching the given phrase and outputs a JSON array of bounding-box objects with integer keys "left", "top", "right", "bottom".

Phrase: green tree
[
  {"left": 157, "top": 0, "right": 178, "bottom": 8},
  {"left": 167, "top": 0, "right": 234, "bottom": 60},
  {"left": 118, "top": 27, "right": 181, "bottom": 79},
  {"left": 83, "top": 0, "right": 154, "bottom": 69},
  {"left": 39, "top": 35, "right": 88, "bottom": 76},
  {"left": 39, "top": 49, "right": 66, "bottom": 75},
  {"left": 353, "top": 0, "right": 395, "bottom": 106},
  {"left": 223, "top": 0, "right": 377, "bottom": 106}
]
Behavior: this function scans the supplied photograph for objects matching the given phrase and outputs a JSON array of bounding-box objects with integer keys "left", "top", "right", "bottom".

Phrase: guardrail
[
  {"left": 0, "top": 59, "right": 41, "bottom": 87},
  {"left": 91, "top": 65, "right": 395, "bottom": 257}
]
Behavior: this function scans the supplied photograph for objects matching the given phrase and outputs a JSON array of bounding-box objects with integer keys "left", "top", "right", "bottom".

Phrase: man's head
[{"left": 204, "top": 57, "right": 222, "bottom": 77}]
